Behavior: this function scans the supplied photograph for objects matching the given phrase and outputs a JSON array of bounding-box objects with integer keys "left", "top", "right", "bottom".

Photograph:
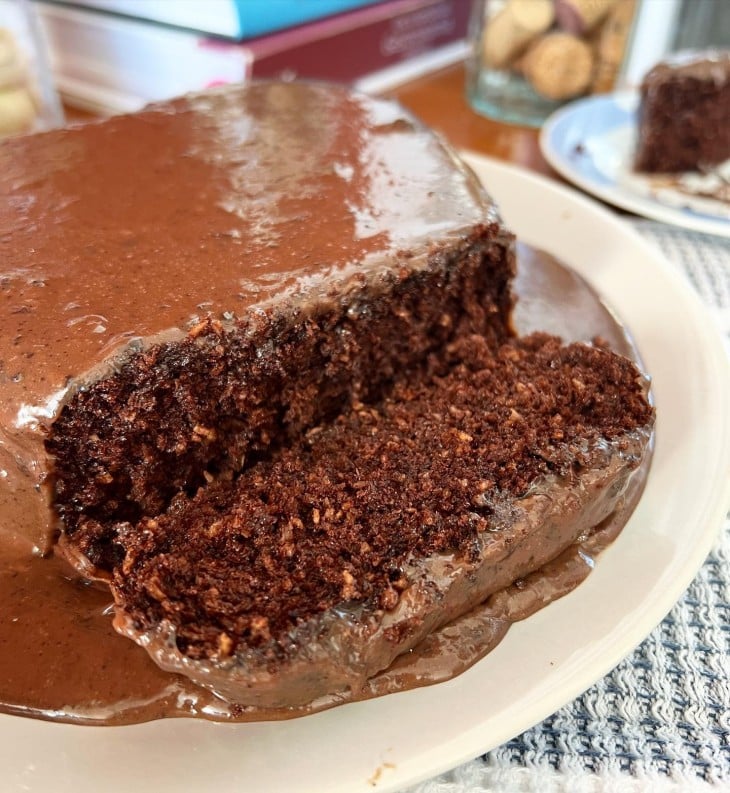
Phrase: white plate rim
[
  {"left": 539, "top": 92, "right": 730, "bottom": 238},
  {"left": 4, "top": 154, "right": 730, "bottom": 793}
]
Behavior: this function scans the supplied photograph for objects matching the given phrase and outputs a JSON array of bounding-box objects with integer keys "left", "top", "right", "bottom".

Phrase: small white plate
[
  {"left": 540, "top": 92, "right": 730, "bottom": 238},
  {"left": 4, "top": 156, "right": 730, "bottom": 793}
]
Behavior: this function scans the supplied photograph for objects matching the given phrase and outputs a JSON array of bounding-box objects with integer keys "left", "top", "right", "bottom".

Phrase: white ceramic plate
[
  {"left": 540, "top": 92, "right": 730, "bottom": 238},
  {"left": 5, "top": 155, "right": 730, "bottom": 793}
]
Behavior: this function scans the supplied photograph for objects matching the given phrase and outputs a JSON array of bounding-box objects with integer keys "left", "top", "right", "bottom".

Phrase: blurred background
[{"left": 0, "top": 0, "right": 727, "bottom": 132}]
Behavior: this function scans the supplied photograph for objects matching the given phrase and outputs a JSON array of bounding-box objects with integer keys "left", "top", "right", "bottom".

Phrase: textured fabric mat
[{"left": 407, "top": 220, "right": 730, "bottom": 793}]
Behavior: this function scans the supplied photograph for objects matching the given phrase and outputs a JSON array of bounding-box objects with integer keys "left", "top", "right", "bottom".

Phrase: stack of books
[{"left": 35, "top": 0, "right": 471, "bottom": 113}]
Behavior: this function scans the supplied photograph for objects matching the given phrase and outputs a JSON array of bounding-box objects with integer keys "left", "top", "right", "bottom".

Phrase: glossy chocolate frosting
[{"left": 0, "top": 81, "right": 499, "bottom": 553}]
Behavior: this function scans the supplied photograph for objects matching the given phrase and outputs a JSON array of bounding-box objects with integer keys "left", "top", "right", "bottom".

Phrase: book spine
[
  {"left": 233, "top": 0, "right": 387, "bottom": 40},
  {"left": 46, "top": 0, "right": 387, "bottom": 40},
  {"left": 236, "top": 0, "right": 470, "bottom": 82}
]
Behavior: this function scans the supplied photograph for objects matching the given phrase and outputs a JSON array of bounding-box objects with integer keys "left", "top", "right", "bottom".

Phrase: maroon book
[{"left": 204, "top": 0, "right": 470, "bottom": 83}]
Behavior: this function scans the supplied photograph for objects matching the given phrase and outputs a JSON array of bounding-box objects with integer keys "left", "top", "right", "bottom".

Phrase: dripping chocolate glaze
[{"left": 0, "top": 245, "right": 651, "bottom": 725}]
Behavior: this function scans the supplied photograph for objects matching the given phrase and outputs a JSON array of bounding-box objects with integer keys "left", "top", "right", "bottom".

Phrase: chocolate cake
[
  {"left": 634, "top": 50, "right": 730, "bottom": 173},
  {"left": 0, "top": 80, "right": 653, "bottom": 713}
]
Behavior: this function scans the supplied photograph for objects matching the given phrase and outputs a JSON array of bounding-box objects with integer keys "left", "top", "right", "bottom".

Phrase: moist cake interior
[
  {"left": 109, "top": 332, "right": 651, "bottom": 663},
  {"left": 48, "top": 228, "right": 511, "bottom": 572}
]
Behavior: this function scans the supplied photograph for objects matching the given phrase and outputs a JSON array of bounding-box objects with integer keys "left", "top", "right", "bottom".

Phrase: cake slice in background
[{"left": 634, "top": 49, "right": 730, "bottom": 173}]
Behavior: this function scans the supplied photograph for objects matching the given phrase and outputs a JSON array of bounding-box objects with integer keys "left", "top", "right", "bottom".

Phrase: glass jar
[
  {"left": 467, "top": 0, "right": 639, "bottom": 127},
  {"left": 0, "top": 0, "right": 63, "bottom": 138}
]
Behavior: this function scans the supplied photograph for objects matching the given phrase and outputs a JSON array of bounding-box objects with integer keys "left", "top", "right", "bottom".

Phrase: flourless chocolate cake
[
  {"left": 634, "top": 50, "right": 730, "bottom": 173},
  {"left": 0, "top": 81, "right": 653, "bottom": 713}
]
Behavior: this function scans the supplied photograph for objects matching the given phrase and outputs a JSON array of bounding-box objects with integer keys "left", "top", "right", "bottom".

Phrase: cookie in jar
[{"left": 467, "top": 0, "right": 637, "bottom": 126}]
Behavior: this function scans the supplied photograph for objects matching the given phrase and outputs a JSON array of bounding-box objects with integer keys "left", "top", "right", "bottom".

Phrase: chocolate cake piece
[
  {"left": 111, "top": 333, "right": 652, "bottom": 708},
  {"left": 634, "top": 50, "right": 730, "bottom": 173}
]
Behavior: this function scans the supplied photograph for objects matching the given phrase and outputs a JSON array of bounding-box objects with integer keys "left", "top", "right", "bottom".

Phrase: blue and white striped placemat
[{"left": 408, "top": 220, "right": 730, "bottom": 793}]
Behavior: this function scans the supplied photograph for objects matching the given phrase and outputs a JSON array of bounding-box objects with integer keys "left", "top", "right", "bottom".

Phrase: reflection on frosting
[{"left": 15, "top": 385, "right": 68, "bottom": 430}]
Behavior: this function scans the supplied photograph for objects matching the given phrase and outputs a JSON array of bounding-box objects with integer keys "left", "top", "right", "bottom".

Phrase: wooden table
[{"left": 387, "top": 62, "right": 555, "bottom": 178}]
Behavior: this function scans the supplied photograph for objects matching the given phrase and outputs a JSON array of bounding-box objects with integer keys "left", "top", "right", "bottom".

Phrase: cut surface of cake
[
  {"left": 634, "top": 50, "right": 730, "bottom": 173},
  {"left": 0, "top": 80, "right": 653, "bottom": 714}
]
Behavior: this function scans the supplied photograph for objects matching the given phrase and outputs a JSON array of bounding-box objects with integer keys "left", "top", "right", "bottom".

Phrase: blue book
[{"left": 48, "top": 0, "right": 387, "bottom": 40}]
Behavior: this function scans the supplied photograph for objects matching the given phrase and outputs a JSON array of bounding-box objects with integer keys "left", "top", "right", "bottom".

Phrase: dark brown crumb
[
  {"left": 111, "top": 333, "right": 651, "bottom": 660},
  {"left": 47, "top": 230, "right": 513, "bottom": 569}
]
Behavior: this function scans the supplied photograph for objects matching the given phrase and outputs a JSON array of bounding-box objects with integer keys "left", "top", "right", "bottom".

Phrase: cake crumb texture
[{"left": 110, "top": 333, "right": 651, "bottom": 661}]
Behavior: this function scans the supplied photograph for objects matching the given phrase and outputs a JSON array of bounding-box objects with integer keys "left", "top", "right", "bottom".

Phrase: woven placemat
[{"left": 408, "top": 221, "right": 730, "bottom": 793}]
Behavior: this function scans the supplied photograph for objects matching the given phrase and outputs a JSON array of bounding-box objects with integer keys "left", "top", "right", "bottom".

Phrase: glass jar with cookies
[
  {"left": 0, "top": 0, "right": 63, "bottom": 138},
  {"left": 467, "top": 0, "right": 639, "bottom": 126}
]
